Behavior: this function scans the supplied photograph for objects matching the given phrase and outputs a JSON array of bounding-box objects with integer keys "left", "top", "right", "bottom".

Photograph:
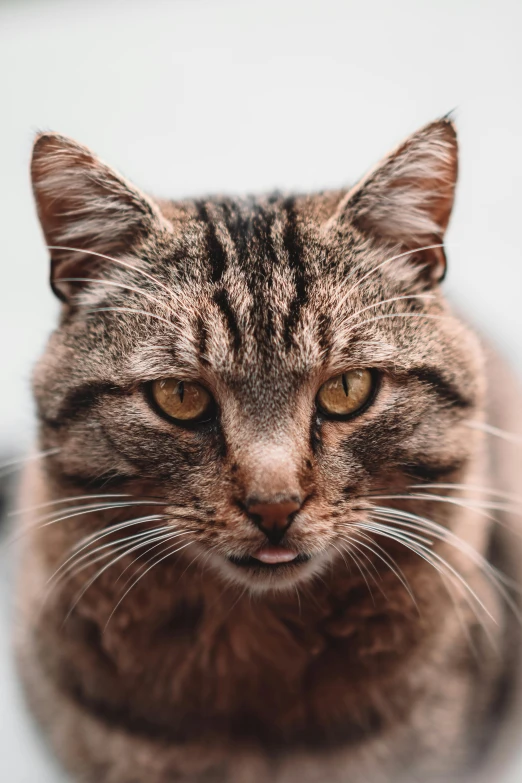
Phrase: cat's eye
[
  {"left": 317, "top": 369, "right": 374, "bottom": 418},
  {"left": 150, "top": 379, "right": 214, "bottom": 423}
]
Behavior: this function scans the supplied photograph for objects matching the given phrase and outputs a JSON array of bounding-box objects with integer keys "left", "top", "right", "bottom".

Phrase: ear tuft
[{"left": 31, "top": 132, "right": 169, "bottom": 301}]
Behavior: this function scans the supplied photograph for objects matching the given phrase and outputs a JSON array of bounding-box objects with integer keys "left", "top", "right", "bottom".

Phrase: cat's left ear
[
  {"left": 336, "top": 117, "right": 458, "bottom": 284},
  {"left": 31, "top": 132, "right": 170, "bottom": 301}
]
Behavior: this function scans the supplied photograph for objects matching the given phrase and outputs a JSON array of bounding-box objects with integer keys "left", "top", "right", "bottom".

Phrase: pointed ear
[
  {"left": 31, "top": 132, "right": 170, "bottom": 301},
  {"left": 340, "top": 118, "right": 458, "bottom": 283}
]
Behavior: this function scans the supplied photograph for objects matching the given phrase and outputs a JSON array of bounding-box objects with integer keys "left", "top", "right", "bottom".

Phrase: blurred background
[{"left": 0, "top": 0, "right": 521, "bottom": 779}]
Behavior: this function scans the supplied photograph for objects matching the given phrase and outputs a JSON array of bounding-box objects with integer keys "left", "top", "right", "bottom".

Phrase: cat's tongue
[{"left": 252, "top": 545, "right": 298, "bottom": 564}]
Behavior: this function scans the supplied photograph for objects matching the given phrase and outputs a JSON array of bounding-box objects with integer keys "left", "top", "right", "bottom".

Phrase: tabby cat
[{"left": 15, "top": 118, "right": 522, "bottom": 782}]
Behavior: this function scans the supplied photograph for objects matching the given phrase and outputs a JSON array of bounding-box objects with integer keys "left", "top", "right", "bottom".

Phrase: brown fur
[{"left": 15, "top": 119, "right": 522, "bottom": 782}]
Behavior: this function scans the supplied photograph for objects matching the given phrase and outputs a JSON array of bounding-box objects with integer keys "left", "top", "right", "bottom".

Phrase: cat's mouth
[{"left": 227, "top": 545, "right": 311, "bottom": 570}]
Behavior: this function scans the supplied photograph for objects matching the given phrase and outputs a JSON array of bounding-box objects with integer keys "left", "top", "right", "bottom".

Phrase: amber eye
[
  {"left": 151, "top": 379, "right": 214, "bottom": 422},
  {"left": 317, "top": 369, "right": 374, "bottom": 418}
]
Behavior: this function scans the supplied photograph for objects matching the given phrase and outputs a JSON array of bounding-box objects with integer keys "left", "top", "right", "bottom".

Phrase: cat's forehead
[
  {"left": 161, "top": 193, "right": 379, "bottom": 316},
  {"left": 159, "top": 190, "right": 356, "bottom": 283},
  {"left": 150, "top": 194, "right": 357, "bottom": 376}
]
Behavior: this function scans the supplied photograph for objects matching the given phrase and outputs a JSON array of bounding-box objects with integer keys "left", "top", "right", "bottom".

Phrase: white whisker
[
  {"left": 47, "top": 246, "right": 175, "bottom": 299},
  {"left": 342, "top": 243, "right": 449, "bottom": 301},
  {"left": 358, "top": 521, "right": 498, "bottom": 623},
  {"left": 103, "top": 539, "right": 193, "bottom": 631},
  {"left": 63, "top": 531, "right": 191, "bottom": 624},
  {"left": 48, "top": 524, "right": 172, "bottom": 589},
  {"left": 53, "top": 519, "right": 172, "bottom": 582},
  {"left": 68, "top": 511, "right": 198, "bottom": 556},
  {"left": 350, "top": 312, "right": 451, "bottom": 330},
  {"left": 86, "top": 306, "right": 174, "bottom": 328},
  {"left": 338, "top": 528, "right": 418, "bottom": 609},
  {"left": 39, "top": 528, "right": 183, "bottom": 620},
  {"left": 0, "top": 448, "right": 60, "bottom": 477},
  {"left": 10, "top": 493, "right": 131, "bottom": 516},
  {"left": 56, "top": 277, "right": 176, "bottom": 316},
  {"left": 115, "top": 530, "right": 190, "bottom": 584},
  {"left": 369, "top": 505, "right": 519, "bottom": 592},
  {"left": 342, "top": 293, "right": 436, "bottom": 328},
  {"left": 409, "top": 483, "right": 522, "bottom": 504},
  {"left": 465, "top": 420, "right": 522, "bottom": 446},
  {"left": 2, "top": 501, "right": 167, "bottom": 552},
  {"left": 336, "top": 540, "right": 378, "bottom": 604}
]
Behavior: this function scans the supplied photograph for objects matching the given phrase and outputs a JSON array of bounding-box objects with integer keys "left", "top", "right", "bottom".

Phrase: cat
[{"left": 14, "top": 117, "right": 522, "bottom": 783}]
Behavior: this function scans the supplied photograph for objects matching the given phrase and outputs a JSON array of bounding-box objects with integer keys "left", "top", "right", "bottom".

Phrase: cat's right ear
[{"left": 31, "top": 132, "right": 170, "bottom": 302}]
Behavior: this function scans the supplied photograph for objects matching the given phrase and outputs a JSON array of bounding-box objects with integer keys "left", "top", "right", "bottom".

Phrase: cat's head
[{"left": 31, "top": 118, "right": 484, "bottom": 593}]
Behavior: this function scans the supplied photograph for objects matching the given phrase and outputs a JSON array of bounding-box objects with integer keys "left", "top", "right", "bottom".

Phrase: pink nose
[{"left": 246, "top": 497, "right": 302, "bottom": 543}]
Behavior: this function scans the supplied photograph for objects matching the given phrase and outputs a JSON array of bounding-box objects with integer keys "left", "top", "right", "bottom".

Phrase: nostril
[{"left": 245, "top": 496, "right": 302, "bottom": 538}]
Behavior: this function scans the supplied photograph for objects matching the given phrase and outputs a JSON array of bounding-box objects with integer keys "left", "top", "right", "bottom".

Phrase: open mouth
[{"left": 228, "top": 545, "right": 311, "bottom": 571}]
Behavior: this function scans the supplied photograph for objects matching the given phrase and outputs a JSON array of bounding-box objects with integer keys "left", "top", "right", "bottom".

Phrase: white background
[{"left": 0, "top": 0, "right": 521, "bottom": 779}]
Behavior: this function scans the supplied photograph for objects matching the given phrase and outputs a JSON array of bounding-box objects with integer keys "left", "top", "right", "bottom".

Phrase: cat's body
[{"left": 15, "top": 120, "right": 522, "bottom": 782}]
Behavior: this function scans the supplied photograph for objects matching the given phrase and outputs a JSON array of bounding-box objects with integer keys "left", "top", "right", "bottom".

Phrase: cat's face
[{"left": 31, "top": 120, "right": 484, "bottom": 593}]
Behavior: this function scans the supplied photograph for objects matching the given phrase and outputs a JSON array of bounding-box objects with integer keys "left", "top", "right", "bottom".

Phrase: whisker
[
  {"left": 368, "top": 506, "right": 520, "bottom": 592},
  {"left": 47, "top": 246, "right": 176, "bottom": 301},
  {"left": 66, "top": 530, "right": 189, "bottom": 589},
  {"left": 86, "top": 307, "right": 174, "bottom": 328},
  {"left": 349, "top": 312, "right": 451, "bottom": 331},
  {"left": 47, "top": 525, "right": 173, "bottom": 591},
  {"left": 179, "top": 548, "right": 212, "bottom": 585},
  {"left": 103, "top": 539, "right": 194, "bottom": 631},
  {"left": 114, "top": 529, "right": 190, "bottom": 584},
  {"left": 169, "top": 541, "right": 205, "bottom": 584},
  {"left": 0, "top": 448, "right": 60, "bottom": 477},
  {"left": 353, "top": 519, "right": 499, "bottom": 650},
  {"left": 335, "top": 540, "right": 376, "bottom": 605},
  {"left": 370, "top": 492, "right": 522, "bottom": 518},
  {"left": 465, "top": 420, "right": 522, "bottom": 447},
  {"left": 51, "top": 518, "right": 172, "bottom": 583},
  {"left": 10, "top": 493, "right": 131, "bottom": 516},
  {"left": 2, "top": 502, "right": 157, "bottom": 552},
  {"left": 294, "top": 584, "right": 302, "bottom": 615},
  {"left": 39, "top": 528, "right": 181, "bottom": 620},
  {"left": 437, "top": 566, "right": 492, "bottom": 657},
  {"left": 342, "top": 243, "right": 449, "bottom": 301},
  {"left": 337, "top": 528, "right": 418, "bottom": 610},
  {"left": 411, "top": 483, "right": 522, "bottom": 504},
  {"left": 63, "top": 531, "right": 191, "bottom": 625},
  {"left": 331, "top": 542, "right": 351, "bottom": 571},
  {"left": 27, "top": 499, "right": 167, "bottom": 524},
  {"left": 17, "top": 501, "right": 160, "bottom": 526},
  {"left": 358, "top": 521, "right": 498, "bottom": 623},
  {"left": 370, "top": 520, "right": 508, "bottom": 639},
  {"left": 56, "top": 277, "right": 176, "bottom": 316},
  {"left": 364, "top": 519, "right": 434, "bottom": 547},
  {"left": 366, "top": 515, "right": 522, "bottom": 634},
  {"left": 3, "top": 501, "right": 171, "bottom": 552},
  {"left": 342, "top": 293, "right": 436, "bottom": 328},
  {"left": 348, "top": 539, "right": 383, "bottom": 584},
  {"left": 371, "top": 484, "right": 522, "bottom": 505},
  {"left": 69, "top": 515, "right": 170, "bottom": 553},
  {"left": 69, "top": 510, "right": 201, "bottom": 554},
  {"left": 222, "top": 581, "right": 249, "bottom": 619}
]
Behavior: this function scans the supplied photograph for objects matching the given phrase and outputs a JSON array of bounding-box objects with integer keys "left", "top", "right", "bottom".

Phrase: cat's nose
[{"left": 245, "top": 496, "right": 302, "bottom": 544}]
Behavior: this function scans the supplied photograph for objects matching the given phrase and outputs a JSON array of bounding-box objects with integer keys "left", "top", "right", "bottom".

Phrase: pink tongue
[{"left": 252, "top": 545, "right": 298, "bottom": 564}]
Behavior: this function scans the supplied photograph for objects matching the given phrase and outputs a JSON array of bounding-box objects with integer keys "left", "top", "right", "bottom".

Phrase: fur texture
[{"left": 15, "top": 119, "right": 522, "bottom": 782}]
